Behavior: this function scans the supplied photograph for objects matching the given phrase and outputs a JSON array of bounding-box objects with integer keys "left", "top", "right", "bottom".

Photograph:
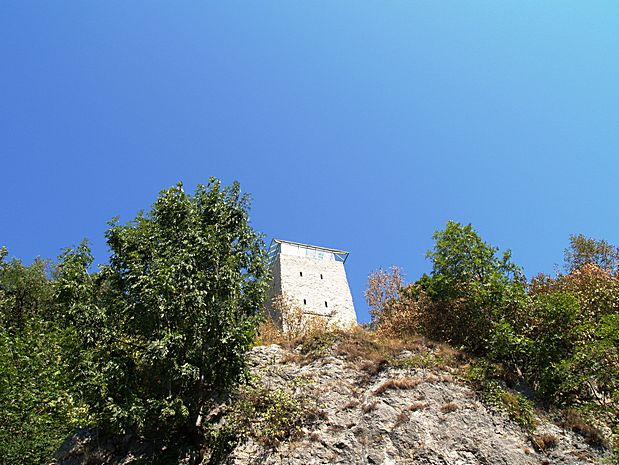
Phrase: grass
[
  {"left": 561, "top": 409, "right": 608, "bottom": 449},
  {"left": 531, "top": 433, "right": 559, "bottom": 452},
  {"left": 393, "top": 402, "right": 429, "bottom": 429},
  {"left": 373, "top": 377, "right": 422, "bottom": 396},
  {"left": 361, "top": 400, "right": 379, "bottom": 413},
  {"left": 440, "top": 402, "right": 459, "bottom": 413},
  {"left": 259, "top": 319, "right": 468, "bottom": 377}
]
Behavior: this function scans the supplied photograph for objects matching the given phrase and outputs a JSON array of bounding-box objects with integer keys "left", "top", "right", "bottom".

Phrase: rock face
[
  {"left": 227, "top": 344, "right": 608, "bottom": 465},
  {"left": 56, "top": 340, "right": 610, "bottom": 465}
]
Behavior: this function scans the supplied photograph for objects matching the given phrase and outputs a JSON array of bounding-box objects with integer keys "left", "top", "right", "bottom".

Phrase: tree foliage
[
  {"left": 564, "top": 233, "right": 619, "bottom": 273},
  {"left": 63, "top": 180, "right": 270, "bottom": 441},
  {"left": 369, "top": 223, "right": 619, "bottom": 452},
  {"left": 0, "top": 250, "right": 88, "bottom": 465},
  {"left": 0, "top": 179, "right": 270, "bottom": 463},
  {"left": 365, "top": 266, "right": 404, "bottom": 328},
  {"left": 420, "top": 221, "right": 526, "bottom": 353},
  {"left": 0, "top": 251, "right": 52, "bottom": 331}
]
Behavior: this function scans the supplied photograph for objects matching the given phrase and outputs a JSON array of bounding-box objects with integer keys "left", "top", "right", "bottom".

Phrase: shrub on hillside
[{"left": 370, "top": 222, "right": 526, "bottom": 354}]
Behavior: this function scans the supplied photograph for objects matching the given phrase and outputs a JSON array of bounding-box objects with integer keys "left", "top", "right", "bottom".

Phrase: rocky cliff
[{"left": 56, "top": 331, "right": 611, "bottom": 465}]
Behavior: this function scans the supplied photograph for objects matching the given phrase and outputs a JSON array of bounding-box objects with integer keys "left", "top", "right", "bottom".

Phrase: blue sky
[{"left": 2, "top": 2, "right": 618, "bottom": 323}]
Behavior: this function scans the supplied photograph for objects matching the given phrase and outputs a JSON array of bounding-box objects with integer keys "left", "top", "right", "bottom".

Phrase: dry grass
[
  {"left": 343, "top": 399, "right": 360, "bottom": 410},
  {"left": 531, "top": 433, "right": 559, "bottom": 452},
  {"left": 258, "top": 293, "right": 332, "bottom": 348},
  {"left": 406, "top": 401, "right": 429, "bottom": 411},
  {"left": 358, "top": 358, "right": 388, "bottom": 377},
  {"left": 394, "top": 400, "right": 430, "bottom": 428},
  {"left": 561, "top": 410, "right": 608, "bottom": 448},
  {"left": 361, "top": 400, "right": 379, "bottom": 413},
  {"left": 373, "top": 377, "right": 422, "bottom": 396},
  {"left": 393, "top": 411, "right": 410, "bottom": 428},
  {"left": 439, "top": 374, "right": 454, "bottom": 383},
  {"left": 440, "top": 402, "right": 459, "bottom": 413},
  {"left": 256, "top": 318, "right": 288, "bottom": 346},
  {"left": 260, "top": 312, "right": 467, "bottom": 383}
]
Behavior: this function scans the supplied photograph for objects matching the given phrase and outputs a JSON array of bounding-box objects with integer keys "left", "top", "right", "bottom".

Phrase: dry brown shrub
[
  {"left": 259, "top": 293, "right": 332, "bottom": 348},
  {"left": 394, "top": 402, "right": 429, "bottom": 429},
  {"left": 278, "top": 293, "right": 330, "bottom": 337},
  {"left": 343, "top": 399, "right": 360, "bottom": 410},
  {"left": 572, "top": 450, "right": 594, "bottom": 460},
  {"left": 336, "top": 326, "right": 412, "bottom": 360},
  {"left": 364, "top": 267, "right": 430, "bottom": 340},
  {"left": 365, "top": 267, "right": 458, "bottom": 344},
  {"left": 561, "top": 409, "right": 608, "bottom": 448},
  {"left": 394, "top": 411, "right": 410, "bottom": 427},
  {"left": 256, "top": 317, "right": 287, "bottom": 346},
  {"left": 406, "top": 401, "right": 428, "bottom": 411},
  {"left": 362, "top": 400, "right": 379, "bottom": 412},
  {"left": 436, "top": 343, "right": 462, "bottom": 358},
  {"left": 531, "top": 433, "right": 559, "bottom": 451},
  {"left": 373, "top": 377, "right": 422, "bottom": 396},
  {"left": 440, "top": 402, "right": 459, "bottom": 413},
  {"left": 365, "top": 266, "right": 404, "bottom": 324}
]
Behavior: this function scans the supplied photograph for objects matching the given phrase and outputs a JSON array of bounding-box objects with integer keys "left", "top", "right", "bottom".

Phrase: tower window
[
  {"left": 320, "top": 274, "right": 323, "bottom": 279},
  {"left": 300, "top": 271, "right": 303, "bottom": 277},
  {"left": 325, "top": 301, "right": 328, "bottom": 308},
  {"left": 303, "top": 299, "right": 307, "bottom": 305}
]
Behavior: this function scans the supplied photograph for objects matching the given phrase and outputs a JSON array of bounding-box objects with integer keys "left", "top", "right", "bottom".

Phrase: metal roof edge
[{"left": 272, "top": 238, "right": 350, "bottom": 256}]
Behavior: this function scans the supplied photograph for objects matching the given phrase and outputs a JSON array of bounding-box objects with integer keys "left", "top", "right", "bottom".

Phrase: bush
[
  {"left": 467, "top": 362, "right": 536, "bottom": 430},
  {"left": 226, "top": 375, "right": 322, "bottom": 447}
]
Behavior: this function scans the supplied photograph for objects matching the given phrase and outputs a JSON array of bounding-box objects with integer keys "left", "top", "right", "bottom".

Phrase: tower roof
[{"left": 268, "top": 238, "right": 350, "bottom": 264}]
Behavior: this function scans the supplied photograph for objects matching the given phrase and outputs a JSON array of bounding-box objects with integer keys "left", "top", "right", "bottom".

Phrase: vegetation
[
  {"left": 368, "top": 223, "right": 619, "bottom": 456},
  {"left": 3, "top": 179, "right": 619, "bottom": 463},
  {"left": 0, "top": 249, "right": 89, "bottom": 464},
  {"left": 0, "top": 179, "right": 269, "bottom": 464},
  {"left": 225, "top": 375, "right": 322, "bottom": 448}
]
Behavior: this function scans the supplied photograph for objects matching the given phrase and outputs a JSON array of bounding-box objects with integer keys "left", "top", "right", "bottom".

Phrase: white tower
[{"left": 267, "top": 239, "right": 357, "bottom": 329}]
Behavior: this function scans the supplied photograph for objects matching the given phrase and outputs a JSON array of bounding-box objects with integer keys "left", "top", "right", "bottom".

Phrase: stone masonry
[{"left": 267, "top": 239, "right": 357, "bottom": 329}]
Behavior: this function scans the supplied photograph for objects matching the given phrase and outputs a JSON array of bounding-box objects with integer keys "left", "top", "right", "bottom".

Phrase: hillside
[{"left": 56, "top": 330, "right": 611, "bottom": 465}]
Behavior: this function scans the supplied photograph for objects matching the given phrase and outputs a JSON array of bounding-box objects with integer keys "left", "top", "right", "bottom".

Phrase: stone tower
[{"left": 267, "top": 239, "right": 357, "bottom": 329}]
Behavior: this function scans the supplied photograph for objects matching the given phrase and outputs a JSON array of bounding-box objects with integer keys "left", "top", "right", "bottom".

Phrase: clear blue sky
[{"left": 2, "top": 2, "right": 618, "bottom": 323}]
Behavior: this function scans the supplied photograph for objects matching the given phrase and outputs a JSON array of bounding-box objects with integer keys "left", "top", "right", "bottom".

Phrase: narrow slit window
[
  {"left": 303, "top": 299, "right": 307, "bottom": 305},
  {"left": 320, "top": 274, "right": 323, "bottom": 279},
  {"left": 299, "top": 271, "right": 303, "bottom": 277},
  {"left": 325, "top": 301, "right": 328, "bottom": 308}
]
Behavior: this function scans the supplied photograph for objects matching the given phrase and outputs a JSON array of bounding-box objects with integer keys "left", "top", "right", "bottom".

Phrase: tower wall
[{"left": 268, "top": 249, "right": 357, "bottom": 329}]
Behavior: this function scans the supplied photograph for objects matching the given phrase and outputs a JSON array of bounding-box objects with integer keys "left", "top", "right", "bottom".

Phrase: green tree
[
  {"left": 422, "top": 221, "right": 526, "bottom": 353},
  {"left": 0, "top": 250, "right": 53, "bottom": 331},
  {"left": 72, "top": 179, "right": 269, "bottom": 444},
  {"left": 0, "top": 248, "right": 88, "bottom": 465}
]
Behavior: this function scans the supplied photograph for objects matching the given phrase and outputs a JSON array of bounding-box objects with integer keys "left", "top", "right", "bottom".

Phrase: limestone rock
[
  {"left": 225, "top": 344, "right": 609, "bottom": 465},
  {"left": 56, "top": 342, "right": 611, "bottom": 465}
]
